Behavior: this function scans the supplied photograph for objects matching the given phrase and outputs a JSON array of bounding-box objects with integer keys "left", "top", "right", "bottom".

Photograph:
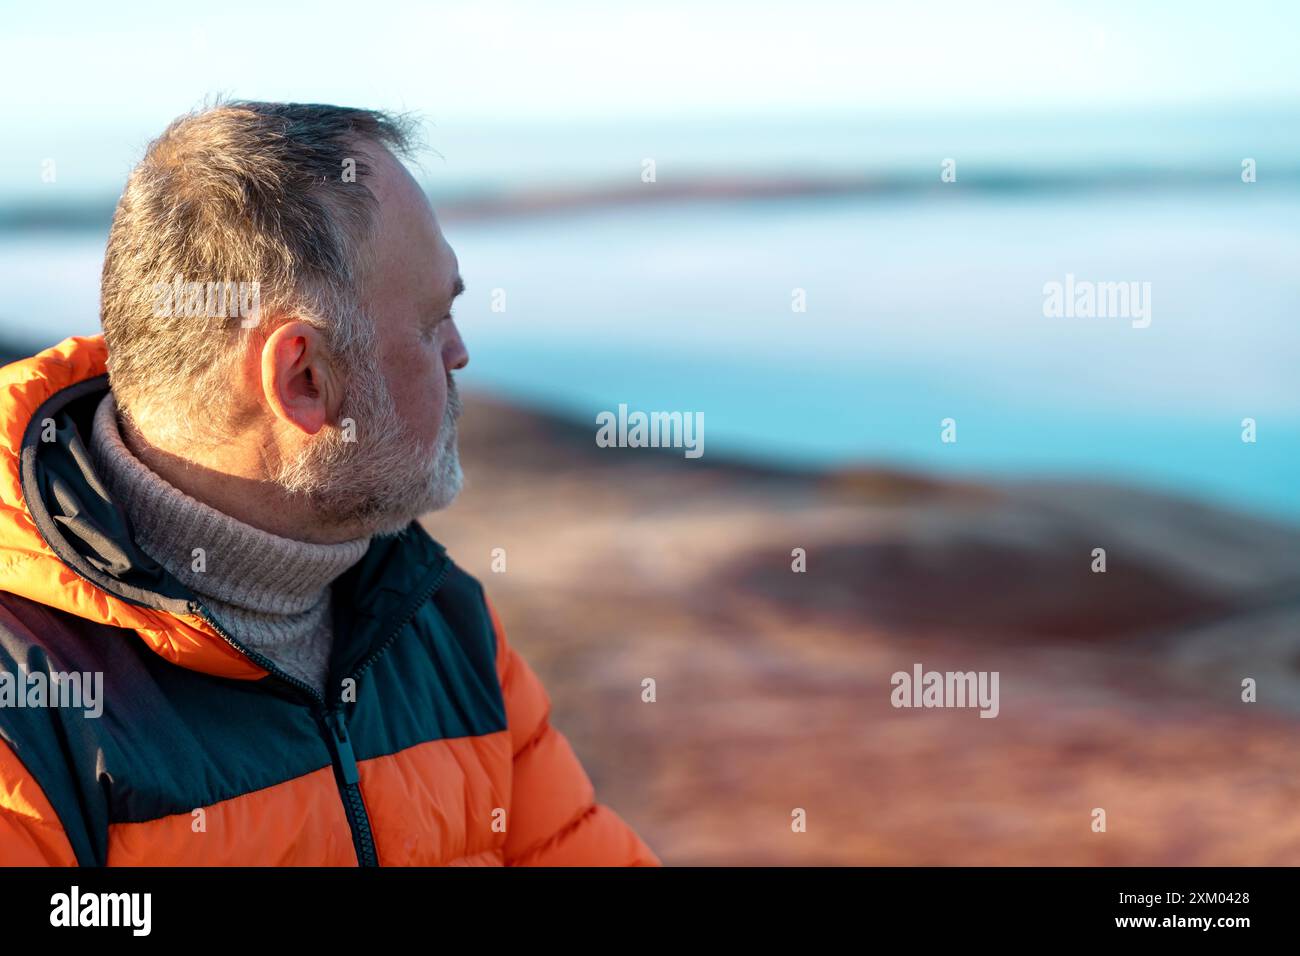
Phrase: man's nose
[{"left": 444, "top": 320, "right": 469, "bottom": 371}]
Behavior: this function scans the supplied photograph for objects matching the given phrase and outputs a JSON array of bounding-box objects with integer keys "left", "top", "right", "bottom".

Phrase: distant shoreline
[
  {"left": 3, "top": 333, "right": 1297, "bottom": 535},
  {"left": 5, "top": 166, "right": 1298, "bottom": 232}
]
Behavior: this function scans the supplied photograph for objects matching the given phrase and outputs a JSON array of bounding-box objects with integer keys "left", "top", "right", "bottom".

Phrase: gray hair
[{"left": 100, "top": 99, "right": 418, "bottom": 447}]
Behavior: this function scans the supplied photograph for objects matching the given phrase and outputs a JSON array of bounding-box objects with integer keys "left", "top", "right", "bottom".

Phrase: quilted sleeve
[
  {"left": 0, "top": 736, "right": 78, "bottom": 865},
  {"left": 486, "top": 597, "right": 661, "bottom": 866}
]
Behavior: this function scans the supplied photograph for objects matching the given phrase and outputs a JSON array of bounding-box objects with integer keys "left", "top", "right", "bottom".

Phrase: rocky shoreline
[{"left": 433, "top": 392, "right": 1300, "bottom": 864}]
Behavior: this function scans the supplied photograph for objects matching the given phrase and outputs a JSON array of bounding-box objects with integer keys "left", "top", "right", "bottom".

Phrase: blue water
[
  {"left": 449, "top": 189, "right": 1300, "bottom": 521},
  {"left": 1, "top": 187, "right": 1297, "bottom": 521}
]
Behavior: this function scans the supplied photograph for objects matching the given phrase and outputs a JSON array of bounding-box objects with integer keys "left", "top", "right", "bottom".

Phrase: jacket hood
[
  {"left": 0, "top": 334, "right": 450, "bottom": 686},
  {"left": 0, "top": 334, "right": 272, "bottom": 679}
]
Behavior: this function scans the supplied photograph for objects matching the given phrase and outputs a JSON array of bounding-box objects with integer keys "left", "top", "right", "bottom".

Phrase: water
[{"left": 1, "top": 187, "right": 1297, "bottom": 521}]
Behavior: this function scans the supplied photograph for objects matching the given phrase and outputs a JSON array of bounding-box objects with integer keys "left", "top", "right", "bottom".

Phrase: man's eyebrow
[{"left": 426, "top": 277, "right": 465, "bottom": 322}]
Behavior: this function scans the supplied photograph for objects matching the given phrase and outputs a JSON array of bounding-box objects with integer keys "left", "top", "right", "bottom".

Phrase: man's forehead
[
  {"left": 430, "top": 224, "right": 459, "bottom": 285},
  {"left": 360, "top": 144, "right": 457, "bottom": 291},
  {"left": 370, "top": 154, "right": 431, "bottom": 224}
]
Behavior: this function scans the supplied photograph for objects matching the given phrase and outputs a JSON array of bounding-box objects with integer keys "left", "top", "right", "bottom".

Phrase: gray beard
[{"left": 271, "top": 375, "right": 464, "bottom": 538}]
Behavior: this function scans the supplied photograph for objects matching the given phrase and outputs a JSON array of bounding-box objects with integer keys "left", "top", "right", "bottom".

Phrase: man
[{"left": 0, "top": 101, "right": 660, "bottom": 866}]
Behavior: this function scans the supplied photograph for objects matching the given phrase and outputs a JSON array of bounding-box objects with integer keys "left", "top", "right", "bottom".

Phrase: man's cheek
[{"left": 422, "top": 393, "right": 447, "bottom": 445}]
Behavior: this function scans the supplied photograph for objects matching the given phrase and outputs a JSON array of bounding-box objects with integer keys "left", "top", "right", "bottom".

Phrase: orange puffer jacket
[{"left": 0, "top": 335, "right": 660, "bottom": 866}]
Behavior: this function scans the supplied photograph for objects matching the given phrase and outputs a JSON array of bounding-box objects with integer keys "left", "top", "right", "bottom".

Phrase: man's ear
[{"left": 260, "top": 321, "right": 340, "bottom": 435}]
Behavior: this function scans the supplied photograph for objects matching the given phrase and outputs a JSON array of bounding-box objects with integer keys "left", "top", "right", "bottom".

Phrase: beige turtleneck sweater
[{"left": 88, "top": 392, "right": 371, "bottom": 698}]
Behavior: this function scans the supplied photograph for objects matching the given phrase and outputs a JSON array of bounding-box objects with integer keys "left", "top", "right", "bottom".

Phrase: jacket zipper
[
  {"left": 189, "top": 548, "right": 448, "bottom": 867},
  {"left": 322, "top": 708, "right": 378, "bottom": 866}
]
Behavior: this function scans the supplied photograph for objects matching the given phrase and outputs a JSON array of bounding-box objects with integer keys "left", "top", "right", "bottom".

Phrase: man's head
[{"left": 100, "top": 101, "right": 468, "bottom": 538}]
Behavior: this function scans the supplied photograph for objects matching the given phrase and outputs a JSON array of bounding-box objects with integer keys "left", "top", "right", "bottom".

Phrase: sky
[
  {"left": 2, "top": 0, "right": 1297, "bottom": 125},
  {"left": 3, "top": 1, "right": 1298, "bottom": 204}
]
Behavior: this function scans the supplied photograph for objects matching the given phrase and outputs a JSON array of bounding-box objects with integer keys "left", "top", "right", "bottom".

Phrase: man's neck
[{"left": 118, "top": 407, "right": 370, "bottom": 545}]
